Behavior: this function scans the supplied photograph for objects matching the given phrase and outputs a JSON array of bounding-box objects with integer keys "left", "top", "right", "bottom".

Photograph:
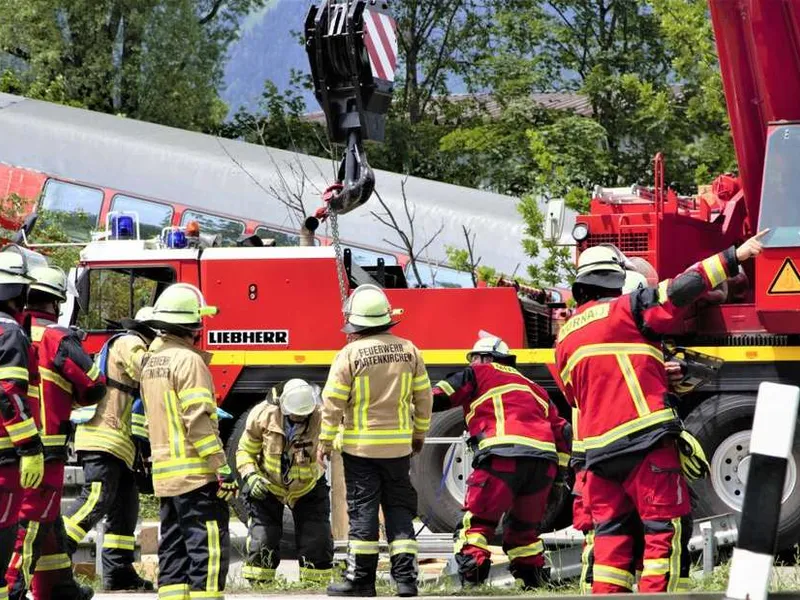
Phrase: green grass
[{"left": 140, "top": 494, "right": 160, "bottom": 520}]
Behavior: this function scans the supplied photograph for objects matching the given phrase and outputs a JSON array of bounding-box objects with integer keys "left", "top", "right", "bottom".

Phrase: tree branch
[
  {"left": 199, "top": 0, "right": 225, "bottom": 25},
  {"left": 1, "top": 46, "right": 30, "bottom": 61}
]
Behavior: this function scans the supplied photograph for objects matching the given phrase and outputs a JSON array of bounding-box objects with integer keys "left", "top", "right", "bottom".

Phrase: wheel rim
[
  {"left": 443, "top": 443, "right": 472, "bottom": 504},
  {"left": 710, "top": 429, "right": 797, "bottom": 511}
]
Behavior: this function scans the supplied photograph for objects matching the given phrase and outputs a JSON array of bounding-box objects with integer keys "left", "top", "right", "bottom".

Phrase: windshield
[
  {"left": 759, "top": 124, "right": 800, "bottom": 247},
  {"left": 406, "top": 263, "right": 475, "bottom": 288}
]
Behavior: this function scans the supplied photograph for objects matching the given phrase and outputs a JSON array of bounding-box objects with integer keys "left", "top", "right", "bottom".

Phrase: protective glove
[
  {"left": 677, "top": 431, "right": 709, "bottom": 481},
  {"left": 215, "top": 465, "right": 238, "bottom": 502},
  {"left": 20, "top": 452, "right": 44, "bottom": 489},
  {"left": 243, "top": 472, "right": 269, "bottom": 500}
]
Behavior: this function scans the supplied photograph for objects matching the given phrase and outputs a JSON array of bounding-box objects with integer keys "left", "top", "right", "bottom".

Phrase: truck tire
[
  {"left": 684, "top": 394, "right": 800, "bottom": 551},
  {"left": 225, "top": 407, "right": 298, "bottom": 559}
]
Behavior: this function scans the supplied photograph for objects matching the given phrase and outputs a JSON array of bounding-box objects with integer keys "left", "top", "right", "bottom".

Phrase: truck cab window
[
  {"left": 406, "top": 263, "right": 475, "bottom": 289},
  {"left": 181, "top": 210, "right": 244, "bottom": 246},
  {"left": 75, "top": 267, "right": 176, "bottom": 331},
  {"left": 760, "top": 124, "right": 800, "bottom": 248},
  {"left": 255, "top": 226, "right": 301, "bottom": 247},
  {"left": 347, "top": 247, "right": 398, "bottom": 267},
  {"left": 111, "top": 195, "right": 174, "bottom": 240},
  {"left": 40, "top": 180, "right": 103, "bottom": 242}
]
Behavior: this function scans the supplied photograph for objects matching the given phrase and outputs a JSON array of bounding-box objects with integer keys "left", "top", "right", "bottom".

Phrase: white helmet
[
  {"left": 29, "top": 266, "right": 68, "bottom": 301},
  {"left": 342, "top": 284, "right": 399, "bottom": 334},
  {"left": 622, "top": 270, "right": 648, "bottom": 294},
  {"left": 574, "top": 245, "right": 626, "bottom": 289},
  {"left": 279, "top": 379, "right": 318, "bottom": 417},
  {"left": 0, "top": 246, "right": 35, "bottom": 302},
  {"left": 466, "top": 331, "right": 514, "bottom": 362},
  {"left": 134, "top": 306, "right": 154, "bottom": 322},
  {"left": 150, "top": 283, "right": 217, "bottom": 329}
]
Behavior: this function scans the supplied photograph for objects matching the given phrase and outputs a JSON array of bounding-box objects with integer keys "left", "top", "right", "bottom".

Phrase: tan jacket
[
  {"left": 74, "top": 333, "right": 146, "bottom": 468},
  {"left": 236, "top": 400, "right": 323, "bottom": 507},
  {"left": 139, "top": 334, "right": 226, "bottom": 497},
  {"left": 320, "top": 332, "right": 433, "bottom": 459}
]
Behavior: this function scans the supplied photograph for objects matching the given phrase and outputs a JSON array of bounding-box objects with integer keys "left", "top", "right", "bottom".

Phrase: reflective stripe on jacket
[
  {"left": 320, "top": 332, "right": 433, "bottom": 459},
  {"left": 139, "top": 334, "right": 225, "bottom": 497},
  {"left": 236, "top": 400, "right": 323, "bottom": 507},
  {"left": 555, "top": 248, "right": 739, "bottom": 466}
]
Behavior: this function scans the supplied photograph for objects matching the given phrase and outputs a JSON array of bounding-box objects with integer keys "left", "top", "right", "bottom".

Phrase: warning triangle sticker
[{"left": 768, "top": 258, "right": 800, "bottom": 295}]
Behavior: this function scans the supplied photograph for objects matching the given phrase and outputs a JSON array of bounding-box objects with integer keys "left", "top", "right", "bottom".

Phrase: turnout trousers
[
  {"left": 63, "top": 452, "right": 140, "bottom": 586},
  {"left": 342, "top": 453, "right": 418, "bottom": 586},
  {"left": 455, "top": 455, "right": 555, "bottom": 585},
  {"left": 585, "top": 441, "right": 691, "bottom": 594},
  {"left": 242, "top": 477, "right": 333, "bottom": 585},
  {"left": 158, "top": 482, "right": 230, "bottom": 600},
  {"left": 0, "top": 465, "right": 23, "bottom": 600}
]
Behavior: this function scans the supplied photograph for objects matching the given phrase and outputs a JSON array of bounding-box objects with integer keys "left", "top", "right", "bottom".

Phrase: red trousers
[
  {"left": 6, "top": 462, "right": 72, "bottom": 600},
  {"left": 0, "top": 465, "right": 23, "bottom": 600},
  {"left": 585, "top": 442, "right": 690, "bottom": 594},
  {"left": 456, "top": 455, "right": 555, "bottom": 582}
]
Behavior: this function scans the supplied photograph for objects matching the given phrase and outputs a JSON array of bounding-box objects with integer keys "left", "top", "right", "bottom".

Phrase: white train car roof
[{"left": 0, "top": 92, "right": 569, "bottom": 274}]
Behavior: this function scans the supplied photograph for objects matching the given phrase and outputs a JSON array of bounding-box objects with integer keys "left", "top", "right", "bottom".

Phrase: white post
[{"left": 725, "top": 381, "right": 800, "bottom": 600}]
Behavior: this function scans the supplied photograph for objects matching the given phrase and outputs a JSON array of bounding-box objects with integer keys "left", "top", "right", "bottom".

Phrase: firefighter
[
  {"left": 430, "top": 334, "right": 571, "bottom": 589},
  {"left": 0, "top": 249, "right": 45, "bottom": 600},
  {"left": 139, "top": 283, "right": 235, "bottom": 600},
  {"left": 318, "top": 284, "right": 432, "bottom": 598},
  {"left": 554, "top": 230, "right": 766, "bottom": 594},
  {"left": 63, "top": 306, "right": 157, "bottom": 591},
  {"left": 6, "top": 265, "right": 106, "bottom": 600},
  {"left": 236, "top": 379, "right": 334, "bottom": 586}
]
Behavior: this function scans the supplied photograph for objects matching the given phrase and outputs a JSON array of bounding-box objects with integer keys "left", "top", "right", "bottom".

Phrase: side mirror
[
  {"left": 11, "top": 212, "right": 39, "bottom": 245},
  {"left": 544, "top": 199, "right": 565, "bottom": 243}
]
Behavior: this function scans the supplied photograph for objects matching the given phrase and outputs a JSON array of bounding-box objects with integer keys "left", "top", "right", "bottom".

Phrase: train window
[
  {"left": 255, "top": 226, "right": 300, "bottom": 247},
  {"left": 406, "top": 263, "right": 476, "bottom": 288},
  {"left": 347, "top": 247, "right": 398, "bottom": 267},
  {"left": 111, "top": 195, "right": 174, "bottom": 240},
  {"left": 39, "top": 180, "right": 103, "bottom": 241},
  {"left": 75, "top": 266, "right": 175, "bottom": 332},
  {"left": 181, "top": 210, "right": 244, "bottom": 246}
]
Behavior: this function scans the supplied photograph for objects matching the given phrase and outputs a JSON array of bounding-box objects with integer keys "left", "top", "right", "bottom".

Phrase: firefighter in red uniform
[
  {"left": 6, "top": 266, "right": 106, "bottom": 600},
  {"left": 555, "top": 231, "right": 766, "bottom": 594},
  {"left": 0, "top": 248, "right": 45, "bottom": 600},
  {"left": 431, "top": 334, "right": 570, "bottom": 589}
]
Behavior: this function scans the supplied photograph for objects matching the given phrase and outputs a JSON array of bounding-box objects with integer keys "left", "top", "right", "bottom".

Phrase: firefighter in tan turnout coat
[
  {"left": 319, "top": 284, "right": 433, "bottom": 598},
  {"left": 139, "top": 284, "right": 237, "bottom": 600},
  {"left": 236, "top": 379, "right": 333, "bottom": 585}
]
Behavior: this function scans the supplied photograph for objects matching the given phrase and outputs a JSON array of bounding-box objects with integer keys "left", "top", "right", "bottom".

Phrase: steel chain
[{"left": 330, "top": 212, "right": 349, "bottom": 318}]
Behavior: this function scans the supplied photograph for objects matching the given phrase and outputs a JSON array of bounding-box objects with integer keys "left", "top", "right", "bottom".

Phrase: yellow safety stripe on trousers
[
  {"left": 580, "top": 531, "right": 594, "bottom": 595},
  {"left": 701, "top": 254, "right": 727, "bottom": 288},
  {"left": 353, "top": 376, "right": 370, "bottom": 431},
  {"left": 507, "top": 539, "right": 544, "bottom": 560},
  {"left": 103, "top": 534, "right": 136, "bottom": 551},
  {"left": 397, "top": 372, "right": 411, "bottom": 432},
  {"left": 616, "top": 354, "right": 651, "bottom": 417},
  {"left": 165, "top": 391, "right": 186, "bottom": 459},
  {"left": 388, "top": 539, "right": 418, "bottom": 556},
  {"left": 194, "top": 434, "right": 224, "bottom": 459},
  {"left": 153, "top": 457, "right": 215, "bottom": 480},
  {"left": 65, "top": 481, "right": 102, "bottom": 539},
  {"left": 6, "top": 418, "right": 37, "bottom": 443},
  {"left": 582, "top": 408, "right": 677, "bottom": 451},
  {"left": 342, "top": 429, "right": 412, "bottom": 446},
  {"left": 0, "top": 366, "right": 28, "bottom": 382},
  {"left": 466, "top": 383, "right": 548, "bottom": 424},
  {"left": 435, "top": 380, "right": 455, "bottom": 396},
  {"left": 158, "top": 583, "right": 190, "bottom": 599},
  {"left": 676, "top": 577, "right": 693, "bottom": 592},
  {"left": 190, "top": 592, "right": 224, "bottom": 599},
  {"left": 593, "top": 565, "right": 634, "bottom": 591},
  {"left": 412, "top": 373, "right": 430, "bottom": 391},
  {"left": 668, "top": 517, "right": 682, "bottom": 592},
  {"left": 323, "top": 382, "right": 350, "bottom": 401},
  {"left": 454, "top": 512, "right": 473, "bottom": 553},
  {"left": 642, "top": 557, "right": 670, "bottom": 577},
  {"left": 34, "top": 553, "right": 71, "bottom": 572},
  {"left": 74, "top": 426, "right": 136, "bottom": 467},
  {"left": 63, "top": 517, "right": 88, "bottom": 544},
  {"left": 40, "top": 367, "right": 73, "bottom": 394},
  {"left": 299, "top": 567, "right": 332, "bottom": 583},
  {"left": 242, "top": 564, "right": 276, "bottom": 581},
  {"left": 349, "top": 540, "right": 380, "bottom": 555},
  {"left": 42, "top": 434, "right": 68, "bottom": 447},
  {"left": 559, "top": 343, "right": 664, "bottom": 386},
  {"left": 477, "top": 434, "right": 557, "bottom": 455},
  {"left": 20, "top": 521, "right": 40, "bottom": 586},
  {"left": 206, "top": 520, "right": 221, "bottom": 593}
]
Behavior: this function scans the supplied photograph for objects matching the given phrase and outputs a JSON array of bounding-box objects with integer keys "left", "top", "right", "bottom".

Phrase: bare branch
[{"left": 199, "top": 0, "right": 225, "bottom": 25}]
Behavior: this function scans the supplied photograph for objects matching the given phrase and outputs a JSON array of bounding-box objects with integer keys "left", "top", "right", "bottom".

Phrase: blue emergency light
[{"left": 165, "top": 229, "right": 187, "bottom": 249}]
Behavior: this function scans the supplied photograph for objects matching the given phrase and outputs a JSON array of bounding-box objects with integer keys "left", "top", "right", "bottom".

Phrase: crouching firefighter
[
  {"left": 555, "top": 231, "right": 766, "bottom": 594},
  {"left": 140, "top": 284, "right": 236, "bottom": 600},
  {"left": 7, "top": 266, "right": 106, "bottom": 600},
  {"left": 431, "top": 335, "right": 570, "bottom": 589},
  {"left": 319, "top": 285, "right": 433, "bottom": 598},
  {"left": 0, "top": 248, "right": 46, "bottom": 600},
  {"left": 63, "top": 307, "right": 157, "bottom": 591},
  {"left": 236, "top": 379, "right": 333, "bottom": 586}
]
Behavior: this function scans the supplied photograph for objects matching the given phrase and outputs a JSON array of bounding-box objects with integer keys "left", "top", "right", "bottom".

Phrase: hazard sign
[{"left": 767, "top": 258, "right": 800, "bottom": 295}]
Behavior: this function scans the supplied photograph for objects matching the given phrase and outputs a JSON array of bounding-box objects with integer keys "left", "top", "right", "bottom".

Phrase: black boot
[
  {"left": 51, "top": 580, "right": 95, "bottom": 600},
  {"left": 396, "top": 581, "right": 418, "bottom": 597},
  {"left": 327, "top": 580, "right": 377, "bottom": 597},
  {"left": 103, "top": 566, "right": 155, "bottom": 591},
  {"left": 455, "top": 552, "right": 491, "bottom": 586},
  {"left": 510, "top": 564, "right": 551, "bottom": 590}
]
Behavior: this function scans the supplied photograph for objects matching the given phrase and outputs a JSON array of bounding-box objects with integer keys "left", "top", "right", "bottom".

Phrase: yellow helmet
[
  {"left": 466, "top": 332, "right": 514, "bottom": 362},
  {"left": 622, "top": 270, "right": 648, "bottom": 294},
  {"left": 575, "top": 245, "right": 626, "bottom": 289},
  {"left": 29, "top": 266, "right": 68, "bottom": 301},
  {"left": 151, "top": 284, "right": 217, "bottom": 328},
  {"left": 342, "top": 284, "right": 398, "bottom": 334},
  {"left": 279, "top": 379, "right": 319, "bottom": 417},
  {"left": 0, "top": 246, "right": 35, "bottom": 302}
]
